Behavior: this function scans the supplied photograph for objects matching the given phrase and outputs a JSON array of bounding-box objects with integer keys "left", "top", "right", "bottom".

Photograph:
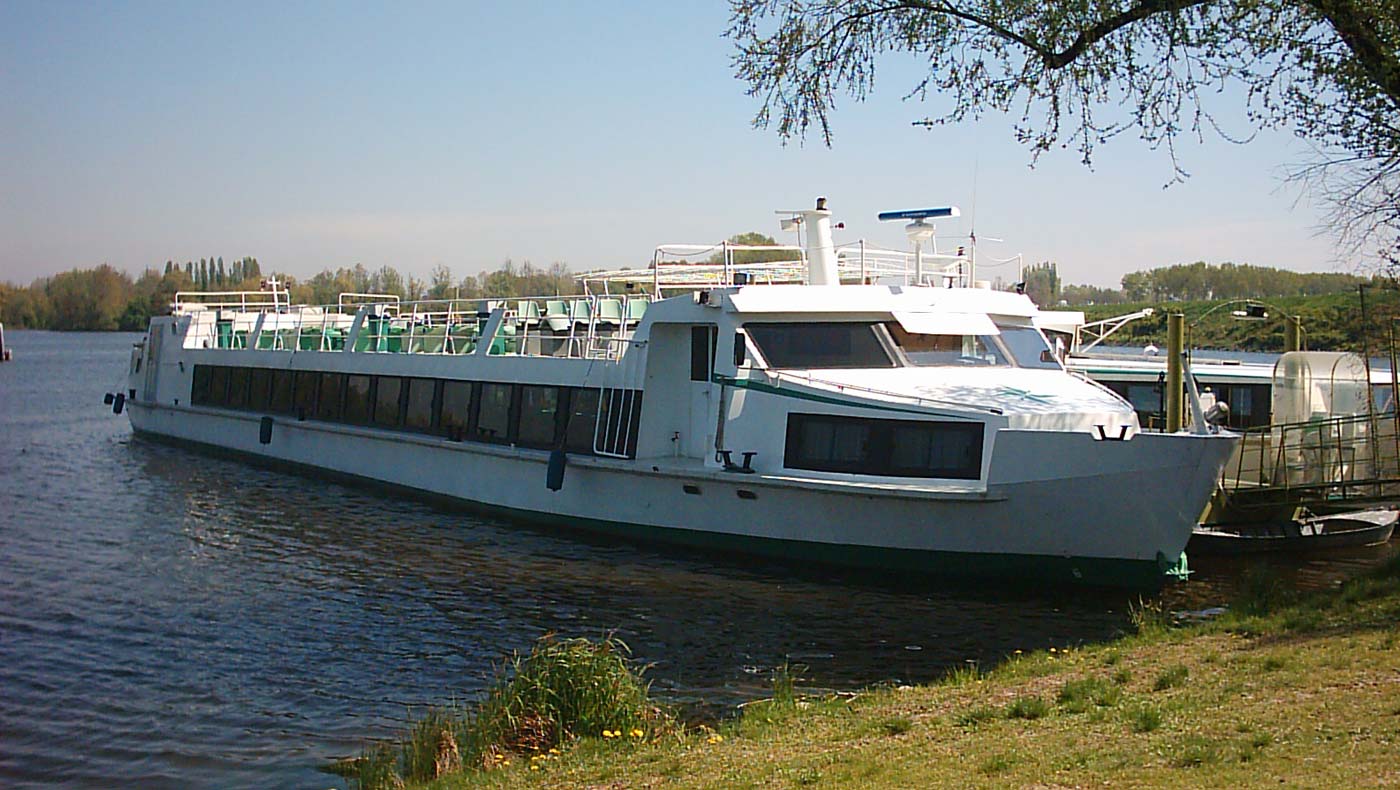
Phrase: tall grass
[{"left": 345, "top": 634, "right": 667, "bottom": 790}]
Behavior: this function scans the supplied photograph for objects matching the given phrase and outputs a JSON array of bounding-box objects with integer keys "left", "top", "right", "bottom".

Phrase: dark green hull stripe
[{"left": 134, "top": 427, "right": 1173, "bottom": 590}]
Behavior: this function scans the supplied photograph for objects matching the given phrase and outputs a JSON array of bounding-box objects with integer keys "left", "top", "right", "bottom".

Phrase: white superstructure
[{"left": 118, "top": 199, "right": 1237, "bottom": 587}]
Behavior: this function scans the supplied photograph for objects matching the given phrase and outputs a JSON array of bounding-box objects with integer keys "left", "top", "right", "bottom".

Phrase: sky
[{"left": 0, "top": 2, "right": 1347, "bottom": 289}]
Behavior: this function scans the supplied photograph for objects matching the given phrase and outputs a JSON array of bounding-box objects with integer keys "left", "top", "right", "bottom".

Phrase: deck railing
[
  {"left": 181, "top": 291, "right": 653, "bottom": 362},
  {"left": 1221, "top": 411, "right": 1400, "bottom": 510}
]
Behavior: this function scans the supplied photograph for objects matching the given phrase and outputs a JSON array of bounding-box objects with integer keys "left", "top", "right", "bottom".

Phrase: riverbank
[{"left": 380, "top": 556, "right": 1400, "bottom": 789}]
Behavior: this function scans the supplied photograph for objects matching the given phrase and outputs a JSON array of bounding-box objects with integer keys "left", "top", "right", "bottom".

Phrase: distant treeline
[
  {"left": 1070, "top": 287, "right": 1400, "bottom": 353},
  {"left": 1025, "top": 261, "right": 1382, "bottom": 307},
  {"left": 0, "top": 258, "right": 580, "bottom": 331}
]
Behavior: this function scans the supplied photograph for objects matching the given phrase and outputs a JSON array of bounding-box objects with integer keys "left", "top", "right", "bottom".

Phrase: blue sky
[{"left": 1, "top": 1, "right": 1342, "bottom": 288}]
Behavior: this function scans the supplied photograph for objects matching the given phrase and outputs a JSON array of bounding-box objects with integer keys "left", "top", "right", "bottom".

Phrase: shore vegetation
[{"left": 340, "top": 554, "right": 1400, "bottom": 789}]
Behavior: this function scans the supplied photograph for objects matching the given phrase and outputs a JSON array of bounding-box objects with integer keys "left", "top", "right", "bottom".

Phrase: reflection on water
[{"left": 0, "top": 330, "right": 1394, "bottom": 788}]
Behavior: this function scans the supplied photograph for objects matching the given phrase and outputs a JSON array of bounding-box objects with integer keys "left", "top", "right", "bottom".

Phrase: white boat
[{"left": 116, "top": 199, "right": 1237, "bottom": 587}]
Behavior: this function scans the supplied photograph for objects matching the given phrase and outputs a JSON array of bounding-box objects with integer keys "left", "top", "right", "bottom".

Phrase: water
[{"left": 1, "top": 330, "right": 1395, "bottom": 788}]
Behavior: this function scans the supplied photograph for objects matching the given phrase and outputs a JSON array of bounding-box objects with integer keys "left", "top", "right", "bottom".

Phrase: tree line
[
  {"left": 1018, "top": 261, "right": 1382, "bottom": 307},
  {"left": 0, "top": 258, "right": 581, "bottom": 332}
]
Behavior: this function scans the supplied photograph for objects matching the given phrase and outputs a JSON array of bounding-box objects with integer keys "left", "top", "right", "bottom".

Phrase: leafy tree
[
  {"left": 1021, "top": 261, "right": 1059, "bottom": 306},
  {"left": 707, "top": 232, "right": 798, "bottom": 265},
  {"left": 727, "top": 0, "right": 1400, "bottom": 271},
  {"left": 216, "top": 257, "right": 226, "bottom": 287},
  {"left": 428, "top": 264, "right": 456, "bottom": 299}
]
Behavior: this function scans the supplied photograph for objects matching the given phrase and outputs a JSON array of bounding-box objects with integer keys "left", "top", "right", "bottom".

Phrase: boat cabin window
[
  {"left": 191, "top": 364, "right": 214, "bottom": 405},
  {"left": 440, "top": 380, "right": 474, "bottom": 439},
  {"left": 186, "top": 364, "right": 642, "bottom": 459},
  {"left": 226, "top": 367, "right": 251, "bottom": 409},
  {"left": 317, "top": 373, "right": 345, "bottom": 421},
  {"left": 270, "top": 370, "right": 295, "bottom": 414},
  {"left": 884, "top": 323, "right": 1008, "bottom": 367},
  {"left": 374, "top": 377, "right": 404, "bottom": 428},
  {"left": 247, "top": 368, "right": 272, "bottom": 411},
  {"left": 294, "top": 371, "right": 319, "bottom": 416},
  {"left": 745, "top": 322, "right": 895, "bottom": 369},
  {"left": 564, "top": 388, "right": 601, "bottom": 453},
  {"left": 517, "top": 385, "right": 561, "bottom": 448},
  {"left": 784, "top": 413, "right": 983, "bottom": 479},
  {"left": 476, "top": 383, "right": 513, "bottom": 442},
  {"left": 343, "top": 375, "right": 372, "bottom": 424},
  {"left": 404, "top": 378, "right": 438, "bottom": 432},
  {"left": 994, "top": 327, "right": 1062, "bottom": 369}
]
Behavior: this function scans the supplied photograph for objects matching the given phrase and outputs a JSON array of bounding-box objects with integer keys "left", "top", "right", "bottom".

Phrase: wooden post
[
  {"left": 0, "top": 321, "right": 9, "bottom": 362},
  {"left": 1284, "top": 315, "right": 1302, "bottom": 352},
  {"left": 1167, "top": 312, "right": 1184, "bottom": 433}
]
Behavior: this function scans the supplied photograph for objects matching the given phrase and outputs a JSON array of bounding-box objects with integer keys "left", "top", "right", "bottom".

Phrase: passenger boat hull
[{"left": 127, "top": 399, "right": 1231, "bottom": 588}]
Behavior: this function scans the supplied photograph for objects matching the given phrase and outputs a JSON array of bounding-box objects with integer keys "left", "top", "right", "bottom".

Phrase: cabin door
[
  {"left": 143, "top": 326, "right": 163, "bottom": 401},
  {"left": 687, "top": 325, "right": 717, "bottom": 459}
]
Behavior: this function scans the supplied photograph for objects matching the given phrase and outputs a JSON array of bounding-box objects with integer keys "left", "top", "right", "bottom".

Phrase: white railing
[
  {"left": 188, "top": 291, "right": 653, "bottom": 363},
  {"left": 576, "top": 239, "right": 969, "bottom": 294},
  {"left": 174, "top": 289, "right": 290, "bottom": 313}
]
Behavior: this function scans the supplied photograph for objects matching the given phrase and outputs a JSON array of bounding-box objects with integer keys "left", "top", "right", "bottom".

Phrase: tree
[
  {"left": 1021, "top": 261, "right": 1059, "bottom": 306},
  {"left": 727, "top": 0, "right": 1400, "bottom": 271},
  {"left": 707, "top": 232, "right": 798, "bottom": 266},
  {"left": 216, "top": 257, "right": 226, "bottom": 287}
]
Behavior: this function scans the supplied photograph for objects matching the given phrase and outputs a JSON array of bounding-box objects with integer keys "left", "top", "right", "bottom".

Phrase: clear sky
[{"left": 1, "top": 1, "right": 1345, "bottom": 288}]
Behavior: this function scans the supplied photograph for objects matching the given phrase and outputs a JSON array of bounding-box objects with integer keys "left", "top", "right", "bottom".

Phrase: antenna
[{"left": 877, "top": 207, "right": 961, "bottom": 286}]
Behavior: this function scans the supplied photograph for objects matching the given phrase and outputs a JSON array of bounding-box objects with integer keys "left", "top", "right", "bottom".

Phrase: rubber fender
[
  {"left": 112, "top": 393, "right": 125, "bottom": 415},
  {"left": 259, "top": 416, "right": 274, "bottom": 445},
  {"left": 546, "top": 449, "right": 567, "bottom": 491}
]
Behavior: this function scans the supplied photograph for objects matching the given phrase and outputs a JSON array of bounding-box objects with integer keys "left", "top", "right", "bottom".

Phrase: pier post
[
  {"left": 1166, "top": 312, "right": 1184, "bottom": 432},
  {"left": 1284, "top": 315, "right": 1302, "bottom": 352},
  {"left": 0, "top": 321, "right": 9, "bottom": 362}
]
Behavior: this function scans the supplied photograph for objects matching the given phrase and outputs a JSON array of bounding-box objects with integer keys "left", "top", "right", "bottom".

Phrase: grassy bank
[
  {"left": 1073, "top": 290, "right": 1399, "bottom": 354},
  {"left": 350, "top": 557, "right": 1400, "bottom": 789}
]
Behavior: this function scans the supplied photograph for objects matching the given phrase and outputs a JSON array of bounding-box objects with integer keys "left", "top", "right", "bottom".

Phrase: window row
[
  {"left": 189, "top": 364, "right": 642, "bottom": 457},
  {"left": 783, "top": 412, "right": 984, "bottom": 480}
]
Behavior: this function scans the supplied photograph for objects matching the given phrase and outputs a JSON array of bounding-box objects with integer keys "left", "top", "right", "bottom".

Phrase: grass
[
  {"left": 355, "top": 553, "right": 1400, "bottom": 790},
  {"left": 339, "top": 634, "right": 668, "bottom": 789}
]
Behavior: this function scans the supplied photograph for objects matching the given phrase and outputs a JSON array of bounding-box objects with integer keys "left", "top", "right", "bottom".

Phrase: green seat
[
  {"left": 544, "top": 300, "right": 570, "bottom": 332},
  {"left": 597, "top": 298, "right": 623, "bottom": 324},
  {"left": 515, "top": 301, "right": 542, "bottom": 324},
  {"left": 385, "top": 325, "right": 405, "bottom": 353},
  {"left": 297, "top": 329, "right": 322, "bottom": 350},
  {"left": 232, "top": 330, "right": 249, "bottom": 349},
  {"left": 626, "top": 298, "right": 649, "bottom": 322},
  {"left": 255, "top": 330, "right": 277, "bottom": 350},
  {"left": 570, "top": 299, "right": 592, "bottom": 323},
  {"left": 488, "top": 323, "right": 518, "bottom": 355},
  {"left": 418, "top": 325, "right": 448, "bottom": 354},
  {"left": 449, "top": 323, "right": 478, "bottom": 354}
]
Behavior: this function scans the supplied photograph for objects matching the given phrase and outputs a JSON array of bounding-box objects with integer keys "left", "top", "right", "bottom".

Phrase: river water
[{"left": 1, "top": 330, "right": 1395, "bottom": 788}]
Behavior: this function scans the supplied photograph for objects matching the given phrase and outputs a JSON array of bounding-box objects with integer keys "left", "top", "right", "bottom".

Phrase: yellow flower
[
  {"left": 707, "top": 734, "right": 724, "bottom": 744},
  {"left": 530, "top": 763, "right": 541, "bottom": 771},
  {"left": 602, "top": 729, "right": 617, "bottom": 738},
  {"left": 630, "top": 728, "right": 645, "bottom": 738},
  {"left": 1049, "top": 647, "right": 1057, "bottom": 653},
  {"left": 1013, "top": 649, "right": 1022, "bottom": 655},
  {"left": 548, "top": 748, "right": 560, "bottom": 754}
]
